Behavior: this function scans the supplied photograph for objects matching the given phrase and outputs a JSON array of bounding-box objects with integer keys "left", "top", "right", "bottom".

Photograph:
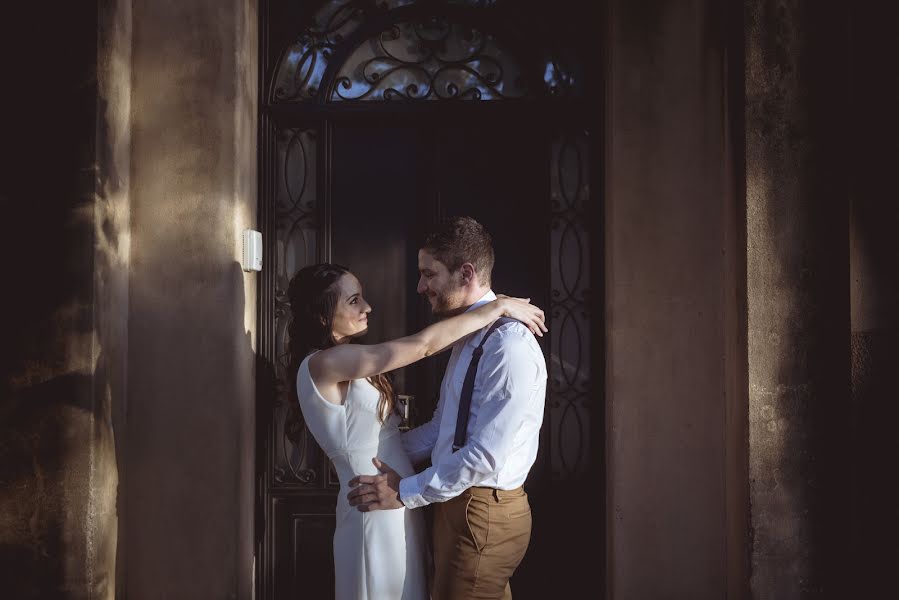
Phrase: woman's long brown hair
[{"left": 285, "top": 264, "right": 394, "bottom": 439}]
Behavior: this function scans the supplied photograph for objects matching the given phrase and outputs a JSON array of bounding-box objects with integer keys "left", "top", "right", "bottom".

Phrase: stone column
[
  {"left": 123, "top": 0, "right": 257, "bottom": 598},
  {"left": 0, "top": 2, "right": 128, "bottom": 597},
  {"left": 605, "top": 1, "right": 748, "bottom": 597},
  {"left": 746, "top": 1, "right": 851, "bottom": 597}
]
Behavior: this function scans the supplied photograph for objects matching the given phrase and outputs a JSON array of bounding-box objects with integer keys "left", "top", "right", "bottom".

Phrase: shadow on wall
[
  {"left": 0, "top": 373, "right": 90, "bottom": 597},
  {"left": 0, "top": 306, "right": 120, "bottom": 599},
  {"left": 121, "top": 258, "right": 256, "bottom": 599},
  {"left": 847, "top": 2, "right": 899, "bottom": 595},
  {"left": 0, "top": 0, "right": 121, "bottom": 595},
  {"left": 850, "top": 179, "right": 899, "bottom": 598},
  {"left": 0, "top": 177, "right": 123, "bottom": 599},
  {"left": 848, "top": 41, "right": 899, "bottom": 594}
]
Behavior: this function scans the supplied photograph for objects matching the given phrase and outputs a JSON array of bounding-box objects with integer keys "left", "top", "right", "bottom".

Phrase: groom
[{"left": 348, "top": 216, "right": 548, "bottom": 599}]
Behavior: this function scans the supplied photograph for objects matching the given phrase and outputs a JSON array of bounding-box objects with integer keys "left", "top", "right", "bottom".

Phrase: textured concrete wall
[
  {"left": 746, "top": 1, "right": 851, "bottom": 597},
  {"left": 91, "top": 0, "right": 133, "bottom": 596},
  {"left": 605, "top": 1, "right": 748, "bottom": 598},
  {"left": 123, "top": 0, "right": 257, "bottom": 598},
  {"left": 848, "top": 2, "right": 899, "bottom": 596},
  {"left": 1, "top": 1, "right": 257, "bottom": 596},
  {"left": 0, "top": 2, "right": 125, "bottom": 597}
]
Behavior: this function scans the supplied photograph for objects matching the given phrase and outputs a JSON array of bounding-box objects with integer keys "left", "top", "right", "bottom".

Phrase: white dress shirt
[{"left": 399, "top": 290, "right": 548, "bottom": 509}]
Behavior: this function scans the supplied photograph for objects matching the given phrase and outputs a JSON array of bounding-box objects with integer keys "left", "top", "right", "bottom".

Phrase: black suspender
[{"left": 452, "top": 317, "right": 517, "bottom": 453}]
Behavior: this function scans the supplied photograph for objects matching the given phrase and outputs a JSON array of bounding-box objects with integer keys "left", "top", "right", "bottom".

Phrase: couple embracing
[{"left": 288, "top": 217, "right": 548, "bottom": 599}]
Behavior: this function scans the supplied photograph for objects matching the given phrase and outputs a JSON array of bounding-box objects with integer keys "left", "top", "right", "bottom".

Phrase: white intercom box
[{"left": 241, "top": 229, "right": 263, "bottom": 272}]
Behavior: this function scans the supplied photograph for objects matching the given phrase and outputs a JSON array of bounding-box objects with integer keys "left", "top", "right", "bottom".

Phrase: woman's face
[{"left": 330, "top": 272, "right": 372, "bottom": 343}]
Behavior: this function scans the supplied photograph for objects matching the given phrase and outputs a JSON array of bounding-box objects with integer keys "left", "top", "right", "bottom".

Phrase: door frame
[{"left": 255, "top": 1, "right": 606, "bottom": 597}]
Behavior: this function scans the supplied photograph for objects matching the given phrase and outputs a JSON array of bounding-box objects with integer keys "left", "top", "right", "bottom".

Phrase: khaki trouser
[{"left": 432, "top": 486, "right": 532, "bottom": 600}]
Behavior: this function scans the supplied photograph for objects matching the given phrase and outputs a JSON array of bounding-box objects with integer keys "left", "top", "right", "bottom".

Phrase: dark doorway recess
[{"left": 257, "top": 1, "right": 604, "bottom": 597}]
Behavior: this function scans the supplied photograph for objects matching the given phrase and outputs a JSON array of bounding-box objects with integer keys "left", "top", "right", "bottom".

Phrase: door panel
[
  {"left": 262, "top": 118, "right": 592, "bottom": 600},
  {"left": 271, "top": 496, "right": 336, "bottom": 598},
  {"left": 436, "top": 120, "right": 552, "bottom": 594},
  {"left": 437, "top": 121, "right": 549, "bottom": 305},
  {"left": 330, "top": 121, "right": 436, "bottom": 411}
]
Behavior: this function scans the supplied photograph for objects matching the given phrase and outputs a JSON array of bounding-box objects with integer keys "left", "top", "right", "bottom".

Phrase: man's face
[{"left": 417, "top": 250, "right": 466, "bottom": 316}]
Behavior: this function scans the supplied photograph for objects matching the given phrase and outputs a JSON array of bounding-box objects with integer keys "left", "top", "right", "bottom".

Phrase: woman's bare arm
[{"left": 309, "top": 297, "right": 545, "bottom": 389}]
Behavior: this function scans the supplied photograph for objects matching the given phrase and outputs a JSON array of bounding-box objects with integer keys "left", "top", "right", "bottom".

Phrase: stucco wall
[
  {"left": 0, "top": 2, "right": 124, "bottom": 597},
  {"left": 605, "top": 1, "right": 748, "bottom": 598},
  {"left": 745, "top": 1, "right": 851, "bottom": 597},
  {"left": 1, "top": 1, "right": 258, "bottom": 597},
  {"left": 123, "top": 0, "right": 258, "bottom": 598}
]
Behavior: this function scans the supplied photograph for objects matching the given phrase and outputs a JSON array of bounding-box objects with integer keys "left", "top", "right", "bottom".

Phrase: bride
[{"left": 287, "top": 263, "right": 546, "bottom": 600}]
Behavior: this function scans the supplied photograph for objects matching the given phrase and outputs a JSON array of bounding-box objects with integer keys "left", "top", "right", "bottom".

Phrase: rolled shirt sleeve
[{"left": 399, "top": 332, "right": 543, "bottom": 508}]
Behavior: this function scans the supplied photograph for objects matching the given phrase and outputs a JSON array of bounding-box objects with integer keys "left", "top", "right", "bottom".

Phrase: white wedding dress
[{"left": 297, "top": 354, "right": 429, "bottom": 600}]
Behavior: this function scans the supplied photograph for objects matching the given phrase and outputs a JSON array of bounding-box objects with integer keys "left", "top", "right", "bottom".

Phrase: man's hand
[{"left": 347, "top": 457, "right": 404, "bottom": 512}]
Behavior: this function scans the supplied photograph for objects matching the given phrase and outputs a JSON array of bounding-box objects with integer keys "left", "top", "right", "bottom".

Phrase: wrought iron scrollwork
[
  {"left": 543, "top": 58, "right": 577, "bottom": 98},
  {"left": 272, "top": 0, "right": 578, "bottom": 103},
  {"left": 548, "top": 132, "right": 591, "bottom": 480},
  {"left": 273, "top": 0, "right": 367, "bottom": 101},
  {"left": 332, "top": 17, "right": 527, "bottom": 101},
  {"left": 272, "top": 128, "right": 321, "bottom": 487}
]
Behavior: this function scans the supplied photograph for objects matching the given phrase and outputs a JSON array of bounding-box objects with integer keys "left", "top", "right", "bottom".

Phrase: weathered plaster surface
[
  {"left": 0, "top": 2, "right": 125, "bottom": 597},
  {"left": 90, "top": 0, "right": 133, "bottom": 596},
  {"left": 1, "top": 1, "right": 257, "bottom": 597},
  {"left": 746, "top": 1, "right": 850, "bottom": 597},
  {"left": 123, "top": 1, "right": 257, "bottom": 598},
  {"left": 606, "top": 1, "right": 746, "bottom": 598}
]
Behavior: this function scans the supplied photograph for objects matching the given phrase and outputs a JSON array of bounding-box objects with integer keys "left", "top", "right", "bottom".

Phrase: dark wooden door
[
  {"left": 330, "top": 118, "right": 549, "bottom": 421},
  {"left": 261, "top": 117, "right": 557, "bottom": 598},
  {"left": 258, "top": 3, "right": 602, "bottom": 598}
]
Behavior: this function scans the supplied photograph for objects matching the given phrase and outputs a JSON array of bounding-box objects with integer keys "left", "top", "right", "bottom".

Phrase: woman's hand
[
  {"left": 495, "top": 295, "right": 548, "bottom": 337},
  {"left": 312, "top": 293, "right": 547, "bottom": 387}
]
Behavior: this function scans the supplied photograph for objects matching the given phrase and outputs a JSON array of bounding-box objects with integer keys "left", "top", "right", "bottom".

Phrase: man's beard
[{"left": 430, "top": 290, "right": 467, "bottom": 318}]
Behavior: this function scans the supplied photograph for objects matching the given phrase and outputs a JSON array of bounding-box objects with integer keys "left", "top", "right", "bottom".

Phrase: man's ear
[{"left": 459, "top": 262, "right": 476, "bottom": 285}]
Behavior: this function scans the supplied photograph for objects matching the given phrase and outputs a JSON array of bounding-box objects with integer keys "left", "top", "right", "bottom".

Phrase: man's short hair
[{"left": 421, "top": 216, "right": 495, "bottom": 286}]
